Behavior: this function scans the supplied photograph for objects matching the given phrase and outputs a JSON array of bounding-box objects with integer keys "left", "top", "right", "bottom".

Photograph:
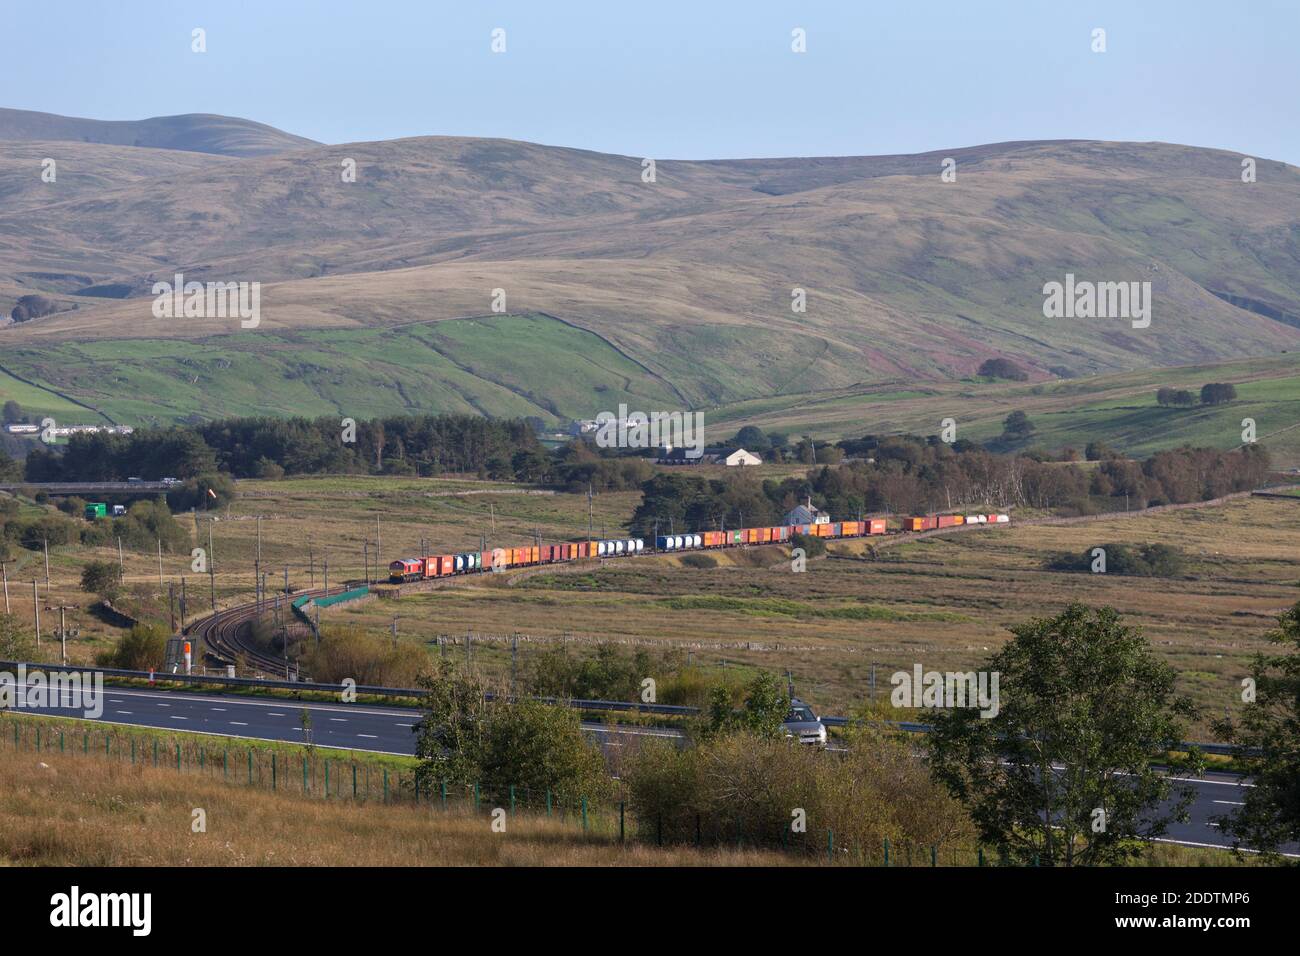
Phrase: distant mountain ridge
[
  {"left": 1, "top": 109, "right": 1299, "bottom": 421},
  {"left": 0, "top": 107, "right": 319, "bottom": 157}
]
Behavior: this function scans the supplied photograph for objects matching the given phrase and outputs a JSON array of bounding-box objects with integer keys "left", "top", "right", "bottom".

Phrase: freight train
[{"left": 388, "top": 513, "right": 1009, "bottom": 583}]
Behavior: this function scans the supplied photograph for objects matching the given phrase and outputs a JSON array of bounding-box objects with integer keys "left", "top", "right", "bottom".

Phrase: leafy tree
[
  {"left": 1084, "top": 440, "right": 1113, "bottom": 461},
  {"left": 1200, "top": 383, "right": 1238, "bottom": 405},
  {"left": 1, "top": 400, "right": 22, "bottom": 424},
  {"left": 0, "top": 450, "right": 20, "bottom": 482},
  {"left": 733, "top": 425, "right": 771, "bottom": 453},
  {"left": 706, "top": 671, "right": 789, "bottom": 740},
  {"left": 1213, "top": 597, "right": 1300, "bottom": 862},
  {"left": 1001, "top": 411, "right": 1035, "bottom": 439},
  {"left": 80, "top": 560, "right": 122, "bottom": 602},
  {"left": 414, "top": 660, "right": 611, "bottom": 804},
  {"left": 927, "top": 603, "right": 1204, "bottom": 865},
  {"left": 977, "top": 358, "right": 1029, "bottom": 381}
]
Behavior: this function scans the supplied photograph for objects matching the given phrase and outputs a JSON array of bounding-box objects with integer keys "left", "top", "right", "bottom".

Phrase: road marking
[
  {"left": 210, "top": 707, "right": 227, "bottom": 712},
  {"left": 156, "top": 703, "right": 170, "bottom": 707},
  {"left": 109, "top": 699, "right": 124, "bottom": 703},
  {"left": 115, "top": 710, "right": 132, "bottom": 715},
  {"left": 1214, "top": 800, "right": 1245, "bottom": 806},
  {"left": 230, "top": 721, "right": 248, "bottom": 726},
  {"left": 329, "top": 718, "right": 347, "bottom": 722},
  {"left": 169, "top": 716, "right": 187, "bottom": 720},
  {"left": 395, "top": 722, "right": 413, "bottom": 727},
  {"left": 267, "top": 712, "right": 286, "bottom": 717},
  {"left": 357, "top": 734, "right": 378, "bottom": 739}
]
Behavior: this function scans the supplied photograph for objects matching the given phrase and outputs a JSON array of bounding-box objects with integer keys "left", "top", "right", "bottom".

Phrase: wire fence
[{"left": 1, "top": 716, "right": 1013, "bottom": 865}]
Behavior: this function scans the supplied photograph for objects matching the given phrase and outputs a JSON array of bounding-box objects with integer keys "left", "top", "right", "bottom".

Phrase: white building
[
  {"left": 724, "top": 448, "right": 762, "bottom": 467},
  {"left": 784, "top": 500, "right": 830, "bottom": 525}
]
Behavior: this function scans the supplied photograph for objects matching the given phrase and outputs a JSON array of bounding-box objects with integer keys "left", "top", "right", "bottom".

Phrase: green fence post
[
  {"left": 35, "top": 727, "right": 40, "bottom": 750},
  {"left": 60, "top": 731, "right": 64, "bottom": 753},
  {"left": 509, "top": 785, "right": 515, "bottom": 815},
  {"left": 582, "top": 797, "right": 588, "bottom": 833},
  {"left": 153, "top": 738, "right": 158, "bottom": 767},
  {"left": 131, "top": 738, "right": 135, "bottom": 764},
  {"left": 303, "top": 757, "right": 309, "bottom": 793},
  {"left": 978, "top": 847, "right": 985, "bottom": 867},
  {"left": 828, "top": 829, "right": 834, "bottom": 864},
  {"left": 383, "top": 769, "right": 389, "bottom": 803},
  {"left": 324, "top": 760, "right": 330, "bottom": 797},
  {"left": 884, "top": 838, "right": 890, "bottom": 867},
  {"left": 84, "top": 732, "right": 88, "bottom": 754},
  {"left": 199, "top": 749, "right": 205, "bottom": 771},
  {"left": 224, "top": 749, "right": 228, "bottom": 779},
  {"left": 619, "top": 802, "right": 625, "bottom": 844},
  {"left": 248, "top": 750, "right": 253, "bottom": 784},
  {"left": 13, "top": 724, "right": 17, "bottom": 748},
  {"left": 441, "top": 780, "right": 447, "bottom": 810},
  {"left": 414, "top": 774, "right": 419, "bottom": 804},
  {"left": 545, "top": 789, "right": 551, "bottom": 816},
  {"left": 175, "top": 743, "right": 180, "bottom": 771},
  {"left": 1033, "top": 854, "right": 1039, "bottom": 867},
  {"left": 105, "top": 734, "right": 109, "bottom": 757},
  {"left": 352, "top": 763, "right": 357, "bottom": 799},
  {"left": 272, "top": 752, "right": 277, "bottom": 790}
]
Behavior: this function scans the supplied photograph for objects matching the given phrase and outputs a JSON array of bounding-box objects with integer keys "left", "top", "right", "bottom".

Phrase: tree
[
  {"left": 1200, "top": 383, "right": 1238, "bottom": 405},
  {"left": 100, "top": 624, "right": 169, "bottom": 670},
  {"left": 1213, "top": 596, "right": 1300, "bottom": 861},
  {"left": 1084, "top": 440, "right": 1113, "bottom": 462},
  {"left": 80, "top": 560, "right": 122, "bottom": 602},
  {"left": 927, "top": 603, "right": 1204, "bottom": 865},
  {"left": 706, "top": 671, "right": 789, "bottom": 740},
  {"left": 733, "top": 425, "right": 771, "bottom": 453},
  {"left": 977, "top": 358, "right": 1029, "bottom": 381},
  {"left": 1, "top": 400, "right": 22, "bottom": 424},
  {"left": 0, "top": 613, "right": 37, "bottom": 661},
  {"left": 1001, "top": 411, "right": 1036, "bottom": 440}
]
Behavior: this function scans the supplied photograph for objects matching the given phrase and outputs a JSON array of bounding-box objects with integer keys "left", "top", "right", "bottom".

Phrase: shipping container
[
  {"left": 869, "top": 518, "right": 887, "bottom": 535},
  {"left": 84, "top": 502, "right": 108, "bottom": 519}
]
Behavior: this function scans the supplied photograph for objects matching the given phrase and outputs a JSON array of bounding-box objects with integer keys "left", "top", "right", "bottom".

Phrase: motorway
[
  {"left": 6, "top": 680, "right": 682, "bottom": 756},
  {"left": 8, "top": 679, "right": 1295, "bottom": 857}
]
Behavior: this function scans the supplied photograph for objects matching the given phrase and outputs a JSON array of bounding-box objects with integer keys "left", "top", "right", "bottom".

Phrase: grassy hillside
[
  {"left": 3, "top": 134, "right": 1299, "bottom": 412},
  {"left": 0, "top": 314, "right": 682, "bottom": 425},
  {"left": 707, "top": 353, "right": 1300, "bottom": 466},
  {"left": 0, "top": 107, "right": 318, "bottom": 156}
]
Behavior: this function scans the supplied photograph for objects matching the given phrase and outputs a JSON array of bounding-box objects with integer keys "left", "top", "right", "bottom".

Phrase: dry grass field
[
  {"left": 8, "top": 475, "right": 1298, "bottom": 739},
  {"left": 0, "top": 742, "right": 795, "bottom": 866}
]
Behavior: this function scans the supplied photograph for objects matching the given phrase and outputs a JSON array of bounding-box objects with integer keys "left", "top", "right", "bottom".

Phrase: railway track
[{"left": 184, "top": 584, "right": 360, "bottom": 680}]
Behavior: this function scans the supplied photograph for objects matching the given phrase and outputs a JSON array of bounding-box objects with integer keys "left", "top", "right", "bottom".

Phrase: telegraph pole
[
  {"left": 1, "top": 562, "right": 8, "bottom": 615},
  {"left": 43, "top": 537, "right": 50, "bottom": 588},
  {"left": 117, "top": 537, "right": 124, "bottom": 580},
  {"left": 157, "top": 538, "right": 164, "bottom": 589},
  {"left": 32, "top": 581, "right": 40, "bottom": 645},
  {"left": 208, "top": 518, "right": 216, "bottom": 611}
]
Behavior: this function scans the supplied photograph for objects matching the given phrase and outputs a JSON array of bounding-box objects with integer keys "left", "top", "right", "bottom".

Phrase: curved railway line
[{"left": 184, "top": 584, "right": 360, "bottom": 679}]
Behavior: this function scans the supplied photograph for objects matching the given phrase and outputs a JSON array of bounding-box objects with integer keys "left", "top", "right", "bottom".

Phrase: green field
[{"left": 0, "top": 314, "right": 680, "bottom": 427}]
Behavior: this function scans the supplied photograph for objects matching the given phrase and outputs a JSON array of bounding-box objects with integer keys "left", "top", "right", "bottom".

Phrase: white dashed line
[
  {"left": 357, "top": 734, "right": 378, "bottom": 739},
  {"left": 230, "top": 722, "right": 248, "bottom": 727}
]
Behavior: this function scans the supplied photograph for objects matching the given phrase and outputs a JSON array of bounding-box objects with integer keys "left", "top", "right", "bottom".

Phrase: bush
[
  {"left": 1046, "top": 543, "right": 1188, "bottom": 577},
  {"left": 415, "top": 661, "right": 611, "bottom": 805},
  {"left": 80, "top": 560, "right": 122, "bottom": 602},
  {"left": 789, "top": 531, "right": 826, "bottom": 558},
  {"left": 977, "top": 357, "right": 1029, "bottom": 381},
  {"left": 0, "top": 613, "right": 37, "bottom": 661},
  {"left": 302, "top": 624, "right": 429, "bottom": 687},
  {"left": 680, "top": 553, "right": 717, "bottom": 569},
  {"left": 622, "top": 726, "right": 973, "bottom": 854},
  {"left": 99, "top": 623, "right": 169, "bottom": 670}
]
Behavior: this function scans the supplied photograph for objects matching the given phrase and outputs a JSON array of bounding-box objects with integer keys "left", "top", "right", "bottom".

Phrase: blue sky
[{"left": 5, "top": 0, "right": 1298, "bottom": 162}]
